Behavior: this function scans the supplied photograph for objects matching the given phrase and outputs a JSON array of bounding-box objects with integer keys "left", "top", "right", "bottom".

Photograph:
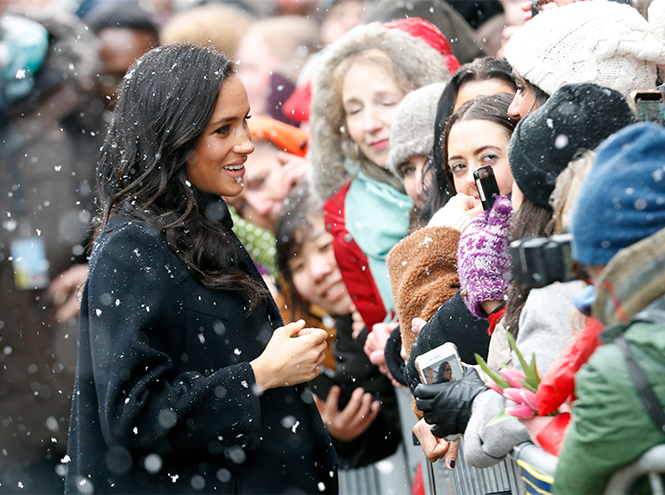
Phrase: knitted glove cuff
[{"left": 457, "top": 196, "right": 513, "bottom": 319}]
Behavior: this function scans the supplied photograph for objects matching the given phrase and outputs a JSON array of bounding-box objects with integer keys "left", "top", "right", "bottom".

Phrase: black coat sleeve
[
  {"left": 84, "top": 223, "right": 262, "bottom": 454},
  {"left": 405, "top": 290, "right": 491, "bottom": 394}
]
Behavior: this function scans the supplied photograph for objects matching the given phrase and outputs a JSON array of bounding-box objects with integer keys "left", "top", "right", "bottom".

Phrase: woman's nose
[
  {"left": 507, "top": 94, "right": 522, "bottom": 120},
  {"left": 465, "top": 169, "right": 477, "bottom": 195},
  {"left": 363, "top": 108, "right": 382, "bottom": 133},
  {"left": 235, "top": 131, "right": 255, "bottom": 155},
  {"left": 311, "top": 254, "right": 333, "bottom": 282}
]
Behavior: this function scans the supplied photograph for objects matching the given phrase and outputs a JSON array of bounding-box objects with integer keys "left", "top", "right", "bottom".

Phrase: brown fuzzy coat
[{"left": 386, "top": 226, "right": 461, "bottom": 357}]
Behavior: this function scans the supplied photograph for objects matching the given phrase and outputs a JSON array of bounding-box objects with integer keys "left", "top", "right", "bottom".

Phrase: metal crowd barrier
[
  {"left": 437, "top": 439, "right": 665, "bottom": 495},
  {"left": 605, "top": 445, "right": 665, "bottom": 495},
  {"left": 432, "top": 439, "right": 557, "bottom": 495}
]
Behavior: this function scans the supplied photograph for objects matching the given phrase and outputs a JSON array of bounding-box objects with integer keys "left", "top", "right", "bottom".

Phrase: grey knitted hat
[{"left": 386, "top": 82, "right": 447, "bottom": 177}]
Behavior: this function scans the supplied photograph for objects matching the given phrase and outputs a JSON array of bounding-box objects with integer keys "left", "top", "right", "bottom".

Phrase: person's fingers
[
  {"left": 313, "top": 395, "right": 327, "bottom": 416},
  {"left": 411, "top": 317, "right": 426, "bottom": 337},
  {"left": 413, "top": 419, "right": 448, "bottom": 462},
  {"left": 342, "top": 387, "right": 365, "bottom": 419},
  {"left": 324, "top": 385, "right": 341, "bottom": 412},
  {"left": 368, "top": 349, "right": 385, "bottom": 366},
  {"left": 445, "top": 439, "right": 460, "bottom": 470},
  {"left": 282, "top": 319, "right": 307, "bottom": 337},
  {"left": 414, "top": 383, "right": 444, "bottom": 400},
  {"left": 54, "top": 295, "right": 80, "bottom": 321}
]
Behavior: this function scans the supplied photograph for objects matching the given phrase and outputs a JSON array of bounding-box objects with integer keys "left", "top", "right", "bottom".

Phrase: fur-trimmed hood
[{"left": 308, "top": 22, "right": 451, "bottom": 202}]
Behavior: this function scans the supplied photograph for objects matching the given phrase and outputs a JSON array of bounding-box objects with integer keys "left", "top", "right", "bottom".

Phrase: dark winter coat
[
  {"left": 65, "top": 197, "right": 338, "bottom": 494},
  {"left": 311, "top": 315, "right": 401, "bottom": 470}
]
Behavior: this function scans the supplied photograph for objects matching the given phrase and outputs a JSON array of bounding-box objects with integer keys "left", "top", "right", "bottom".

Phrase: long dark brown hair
[
  {"left": 96, "top": 43, "right": 268, "bottom": 310},
  {"left": 422, "top": 58, "right": 517, "bottom": 221},
  {"left": 422, "top": 92, "right": 518, "bottom": 222},
  {"left": 504, "top": 198, "right": 556, "bottom": 338}
]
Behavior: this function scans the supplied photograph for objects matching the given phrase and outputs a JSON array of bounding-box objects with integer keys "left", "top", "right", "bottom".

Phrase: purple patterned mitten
[{"left": 457, "top": 195, "right": 513, "bottom": 319}]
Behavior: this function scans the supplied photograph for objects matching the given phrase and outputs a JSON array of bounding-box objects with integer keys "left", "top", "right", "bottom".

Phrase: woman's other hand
[
  {"left": 314, "top": 385, "right": 380, "bottom": 442},
  {"left": 251, "top": 320, "right": 328, "bottom": 391},
  {"left": 47, "top": 263, "right": 89, "bottom": 322},
  {"left": 427, "top": 193, "right": 483, "bottom": 232},
  {"left": 413, "top": 419, "right": 460, "bottom": 468}
]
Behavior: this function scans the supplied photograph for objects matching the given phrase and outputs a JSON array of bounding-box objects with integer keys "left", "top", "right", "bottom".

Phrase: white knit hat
[
  {"left": 386, "top": 82, "right": 447, "bottom": 177},
  {"left": 504, "top": 0, "right": 665, "bottom": 99}
]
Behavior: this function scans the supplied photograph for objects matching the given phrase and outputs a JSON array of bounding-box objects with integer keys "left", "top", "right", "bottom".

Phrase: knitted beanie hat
[
  {"left": 570, "top": 122, "right": 665, "bottom": 266},
  {"left": 386, "top": 82, "right": 447, "bottom": 176},
  {"left": 504, "top": 0, "right": 665, "bottom": 98},
  {"left": 508, "top": 83, "right": 636, "bottom": 210}
]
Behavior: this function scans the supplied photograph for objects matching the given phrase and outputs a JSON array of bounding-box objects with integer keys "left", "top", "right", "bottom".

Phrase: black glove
[{"left": 414, "top": 367, "right": 487, "bottom": 438}]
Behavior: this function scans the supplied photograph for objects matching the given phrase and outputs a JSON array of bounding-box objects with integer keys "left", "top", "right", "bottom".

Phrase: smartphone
[
  {"left": 474, "top": 165, "right": 500, "bottom": 211},
  {"left": 415, "top": 342, "right": 464, "bottom": 385},
  {"left": 632, "top": 90, "right": 665, "bottom": 126},
  {"left": 415, "top": 343, "right": 464, "bottom": 441}
]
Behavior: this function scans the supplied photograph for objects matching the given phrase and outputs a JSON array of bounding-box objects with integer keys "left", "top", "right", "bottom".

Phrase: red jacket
[{"left": 323, "top": 183, "right": 387, "bottom": 330}]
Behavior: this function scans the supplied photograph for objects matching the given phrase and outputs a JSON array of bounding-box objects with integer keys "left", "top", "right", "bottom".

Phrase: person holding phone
[
  {"left": 414, "top": 83, "right": 636, "bottom": 470},
  {"left": 65, "top": 44, "right": 337, "bottom": 494}
]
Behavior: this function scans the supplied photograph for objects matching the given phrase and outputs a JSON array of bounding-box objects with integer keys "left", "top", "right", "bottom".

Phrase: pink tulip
[
  {"left": 519, "top": 389, "right": 538, "bottom": 411},
  {"left": 506, "top": 404, "right": 535, "bottom": 420},
  {"left": 499, "top": 368, "right": 526, "bottom": 388},
  {"left": 486, "top": 379, "right": 504, "bottom": 396},
  {"left": 503, "top": 387, "right": 524, "bottom": 404}
]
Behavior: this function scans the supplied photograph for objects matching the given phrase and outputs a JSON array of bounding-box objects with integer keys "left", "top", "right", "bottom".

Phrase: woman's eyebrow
[{"left": 473, "top": 145, "right": 502, "bottom": 155}]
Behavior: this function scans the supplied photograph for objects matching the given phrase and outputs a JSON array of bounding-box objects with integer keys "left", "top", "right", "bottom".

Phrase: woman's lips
[
  {"left": 322, "top": 280, "right": 346, "bottom": 302},
  {"left": 370, "top": 139, "right": 389, "bottom": 150},
  {"left": 223, "top": 163, "right": 246, "bottom": 179}
]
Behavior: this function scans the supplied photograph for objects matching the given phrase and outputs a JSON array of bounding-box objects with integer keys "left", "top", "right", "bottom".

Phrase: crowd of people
[{"left": 2, "top": 0, "right": 665, "bottom": 493}]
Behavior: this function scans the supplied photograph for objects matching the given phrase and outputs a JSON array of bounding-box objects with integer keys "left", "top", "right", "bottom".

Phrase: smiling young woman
[{"left": 66, "top": 44, "right": 337, "bottom": 495}]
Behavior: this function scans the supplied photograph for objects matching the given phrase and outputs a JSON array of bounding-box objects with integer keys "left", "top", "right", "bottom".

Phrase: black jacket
[
  {"left": 311, "top": 316, "right": 401, "bottom": 469},
  {"left": 66, "top": 197, "right": 338, "bottom": 494}
]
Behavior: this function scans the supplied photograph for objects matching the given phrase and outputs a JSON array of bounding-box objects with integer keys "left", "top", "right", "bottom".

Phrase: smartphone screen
[
  {"left": 634, "top": 91, "right": 665, "bottom": 126},
  {"left": 474, "top": 165, "right": 500, "bottom": 211}
]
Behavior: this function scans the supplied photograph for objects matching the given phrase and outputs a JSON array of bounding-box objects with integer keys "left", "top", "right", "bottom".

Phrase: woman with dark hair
[
  {"left": 387, "top": 93, "right": 516, "bottom": 397},
  {"left": 424, "top": 56, "right": 516, "bottom": 221},
  {"left": 503, "top": 0, "right": 665, "bottom": 120},
  {"left": 66, "top": 44, "right": 337, "bottom": 494}
]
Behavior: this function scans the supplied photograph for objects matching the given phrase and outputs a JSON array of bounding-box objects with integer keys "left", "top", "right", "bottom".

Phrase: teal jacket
[{"left": 554, "top": 229, "right": 665, "bottom": 494}]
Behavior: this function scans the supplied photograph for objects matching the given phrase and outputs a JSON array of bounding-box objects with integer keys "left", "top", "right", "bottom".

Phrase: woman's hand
[
  {"left": 413, "top": 419, "right": 460, "bottom": 468},
  {"left": 314, "top": 385, "right": 380, "bottom": 442},
  {"left": 47, "top": 263, "right": 89, "bottom": 321},
  {"left": 427, "top": 193, "right": 484, "bottom": 231},
  {"left": 364, "top": 322, "right": 398, "bottom": 377},
  {"left": 251, "top": 320, "right": 328, "bottom": 391}
]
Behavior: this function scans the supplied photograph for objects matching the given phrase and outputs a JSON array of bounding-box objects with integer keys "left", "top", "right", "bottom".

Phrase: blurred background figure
[
  {"left": 0, "top": 4, "right": 105, "bottom": 492},
  {"left": 320, "top": 0, "right": 366, "bottom": 45},
  {"left": 84, "top": 1, "right": 159, "bottom": 106},
  {"left": 236, "top": 14, "right": 322, "bottom": 124},
  {"left": 160, "top": 2, "right": 252, "bottom": 58}
]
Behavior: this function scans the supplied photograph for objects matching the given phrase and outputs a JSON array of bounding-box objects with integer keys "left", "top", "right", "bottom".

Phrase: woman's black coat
[{"left": 65, "top": 197, "right": 338, "bottom": 494}]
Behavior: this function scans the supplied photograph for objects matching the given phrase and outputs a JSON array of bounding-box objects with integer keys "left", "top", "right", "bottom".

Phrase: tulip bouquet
[{"left": 475, "top": 333, "right": 543, "bottom": 424}]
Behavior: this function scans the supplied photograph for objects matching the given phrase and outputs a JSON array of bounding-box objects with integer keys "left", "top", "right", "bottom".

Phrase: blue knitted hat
[{"left": 571, "top": 122, "right": 665, "bottom": 266}]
